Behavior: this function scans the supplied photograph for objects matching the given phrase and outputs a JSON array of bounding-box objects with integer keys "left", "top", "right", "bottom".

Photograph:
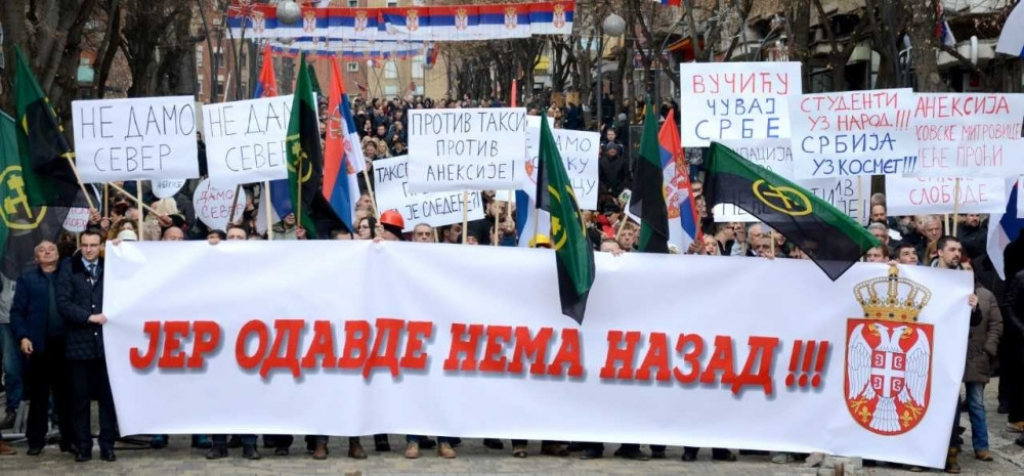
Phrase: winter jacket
[{"left": 963, "top": 285, "right": 1002, "bottom": 383}]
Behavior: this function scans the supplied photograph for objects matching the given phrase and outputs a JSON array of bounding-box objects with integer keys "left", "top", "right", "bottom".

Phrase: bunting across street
[{"left": 227, "top": 1, "right": 575, "bottom": 41}]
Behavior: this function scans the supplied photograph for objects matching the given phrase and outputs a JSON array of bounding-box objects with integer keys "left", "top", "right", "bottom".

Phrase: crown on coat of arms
[{"left": 853, "top": 266, "right": 931, "bottom": 323}]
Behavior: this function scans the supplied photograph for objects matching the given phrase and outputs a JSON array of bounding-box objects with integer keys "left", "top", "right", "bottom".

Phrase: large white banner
[
  {"left": 791, "top": 89, "right": 918, "bottom": 178},
  {"left": 886, "top": 176, "right": 1008, "bottom": 215},
  {"left": 679, "top": 62, "right": 802, "bottom": 147},
  {"left": 73, "top": 96, "right": 200, "bottom": 182},
  {"left": 910, "top": 93, "right": 1024, "bottom": 178},
  {"left": 202, "top": 95, "right": 294, "bottom": 184},
  {"left": 407, "top": 108, "right": 527, "bottom": 192},
  {"left": 103, "top": 242, "right": 971, "bottom": 469},
  {"left": 373, "top": 155, "right": 484, "bottom": 232}
]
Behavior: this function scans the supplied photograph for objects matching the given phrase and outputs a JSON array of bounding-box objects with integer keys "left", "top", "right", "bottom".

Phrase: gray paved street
[{"left": 3, "top": 378, "right": 1024, "bottom": 475}]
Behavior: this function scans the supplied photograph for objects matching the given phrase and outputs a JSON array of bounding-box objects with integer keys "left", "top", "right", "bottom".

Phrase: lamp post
[{"left": 597, "top": 13, "right": 625, "bottom": 133}]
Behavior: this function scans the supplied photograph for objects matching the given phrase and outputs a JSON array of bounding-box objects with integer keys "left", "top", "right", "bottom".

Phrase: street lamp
[{"left": 597, "top": 13, "right": 626, "bottom": 133}]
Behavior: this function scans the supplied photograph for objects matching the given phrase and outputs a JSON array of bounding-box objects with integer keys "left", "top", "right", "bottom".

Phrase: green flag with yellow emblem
[{"left": 535, "top": 111, "right": 595, "bottom": 324}]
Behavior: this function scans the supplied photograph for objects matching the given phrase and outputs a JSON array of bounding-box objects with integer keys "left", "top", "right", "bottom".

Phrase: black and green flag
[
  {"left": 704, "top": 142, "right": 880, "bottom": 280},
  {"left": 14, "top": 46, "right": 84, "bottom": 207},
  {"left": 0, "top": 111, "right": 75, "bottom": 282},
  {"left": 628, "top": 99, "right": 669, "bottom": 253},
  {"left": 536, "top": 112, "right": 595, "bottom": 324},
  {"left": 286, "top": 52, "right": 342, "bottom": 239}
]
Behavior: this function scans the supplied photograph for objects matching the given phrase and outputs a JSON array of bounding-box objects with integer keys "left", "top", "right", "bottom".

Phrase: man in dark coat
[
  {"left": 10, "top": 240, "right": 74, "bottom": 455},
  {"left": 56, "top": 228, "right": 118, "bottom": 462}
]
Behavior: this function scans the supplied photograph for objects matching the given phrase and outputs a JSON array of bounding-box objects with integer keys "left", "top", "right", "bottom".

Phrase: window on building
[
  {"left": 216, "top": 75, "right": 225, "bottom": 98},
  {"left": 196, "top": 47, "right": 204, "bottom": 68},
  {"left": 347, "top": 62, "right": 359, "bottom": 72},
  {"left": 384, "top": 61, "right": 398, "bottom": 79},
  {"left": 348, "top": 0, "right": 358, "bottom": 6},
  {"left": 384, "top": 85, "right": 399, "bottom": 96},
  {"left": 197, "top": 75, "right": 204, "bottom": 97},
  {"left": 387, "top": 0, "right": 398, "bottom": 7},
  {"left": 411, "top": 55, "right": 424, "bottom": 79},
  {"left": 213, "top": 49, "right": 225, "bottom": 69},
  {"left": 415, "top": 85, "right": 424, "bottom": 95}
]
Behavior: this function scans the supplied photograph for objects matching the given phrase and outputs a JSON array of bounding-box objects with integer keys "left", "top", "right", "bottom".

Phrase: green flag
[
  {"left": 628, "top": 99, "right": 669, "bottom": 253},
  {"left": 536, "top": 112, "right": 595, "bottom": 324},
  {"left": 286, "top": 52, "right": 342, "bottom": 239},
  {"left": 0, "top": 111, "right": 74, "bottom": 282},
  {"left": 306, "top": 60, "right": 324, "bottom": 100},
  {"left": 14, "top": 46, "right": 83, "bottom": 207},
  {"left": 0, "top": 112, "right": 16, "bottom": 255},
  {"left": 704, "top": 142, "right": 880, "bottom": 280}
]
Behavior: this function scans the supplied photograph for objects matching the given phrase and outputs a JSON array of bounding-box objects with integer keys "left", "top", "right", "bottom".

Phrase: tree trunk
[
  {"left": 787, "top": 0, "right": 812, "bottom": 93},
  {"left": 904, "top": 0, "right": 943, "bottom": 91}
]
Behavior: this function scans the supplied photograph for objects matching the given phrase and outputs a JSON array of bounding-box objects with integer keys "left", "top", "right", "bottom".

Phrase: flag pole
[
  {"left": 264, "top": 180, "right": 274, "bottom": 240},
  {"left": 492, "top": 202, "right": 500, "bottom": 246},
  {"left": 504, "top": 79, "right": 517, "bottom": 246},
  {"left": 136, "top": 180, "right": 144, "bottom": 241},
  {"left": 103, "top": 183, "right": 110, "bottom": 219},
  {"left": 105, "top": 181, "right": 160, "bottom": 215},
  {"left": 952, "top": 178, "right": 961, "bottom": 236},
  {"left": 361, "top": 171, "right": 378, "bottom": 217},
  {"left": 461, "top": 189, "right": 469, "bottom": 244},
  {"left": 227, "top": 183, "right": 243, "bottom": 228}
]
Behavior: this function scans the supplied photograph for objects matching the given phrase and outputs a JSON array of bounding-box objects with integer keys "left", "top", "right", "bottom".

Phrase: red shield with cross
[{"left": 844, "top": 319, "right": 933, "bottom": 436}]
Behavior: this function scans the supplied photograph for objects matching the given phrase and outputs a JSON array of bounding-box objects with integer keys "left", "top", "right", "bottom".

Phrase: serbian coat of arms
[{"left": 845, "top": 266, "right": 933, "bottom": 436}]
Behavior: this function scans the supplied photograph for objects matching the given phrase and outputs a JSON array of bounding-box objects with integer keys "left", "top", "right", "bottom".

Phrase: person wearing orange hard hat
[{"left": 378, "top": 210, "right": 405, "bottom": 241}]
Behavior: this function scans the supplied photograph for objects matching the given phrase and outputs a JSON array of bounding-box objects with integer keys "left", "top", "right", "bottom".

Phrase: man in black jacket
[
  {"left": 10, "top": 240, "right": 74, "bottom": 455},
  {"left": 56, "top": 228, "right": 118, "bottom": 462}
]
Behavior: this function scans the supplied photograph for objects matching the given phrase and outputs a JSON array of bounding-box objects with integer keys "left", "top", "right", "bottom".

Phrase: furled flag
[
  {"left": 253, "top": 45, "right": 294, "bottom": 234},
  {"left": 704, "top": 142, "right": 879, "bottom": 280},
  {"left": 323, "top": 57, "right": 364, "bottom": 232},
  {"left": 285, "top": 52, "right": 344, "bottom": 239},
  {"left": 997, "top": 2, "right": 1024, "bottom": 57},
  {"left": 628, "top": 98, "right": 669, "bottom": 253},
  {"left": 14, "top": 46, "right": 91, "bottom": 207},
  {"left": 536, "top": 111, "right": 595, "bottom": 324},
  {"left": 658, "top": 111, "right": 700, "bottom": 252},
  {"left": 987, "top": 178, "right": 1023, "bottom": 280}
]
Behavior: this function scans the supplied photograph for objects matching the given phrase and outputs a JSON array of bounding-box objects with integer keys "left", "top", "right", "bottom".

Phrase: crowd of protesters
[{"left": 0, "top": 95, "right": 1022, "bottom": 475}]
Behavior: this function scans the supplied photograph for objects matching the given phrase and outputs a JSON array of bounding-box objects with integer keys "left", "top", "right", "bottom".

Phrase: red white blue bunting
[{"left": 227, "top": 1, "right": 574, "bottom": 41}]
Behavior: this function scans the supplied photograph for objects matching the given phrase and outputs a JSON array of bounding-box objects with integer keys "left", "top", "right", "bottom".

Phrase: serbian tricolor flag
[
  {"left": 659, "top": 112, "right": 701, "bottom": 252},
  {"left": 254, "top": 43, "right": 278, "bottom": 98},
  {"left": 322, "top": 57, "right": 364, "bottom": 232}
]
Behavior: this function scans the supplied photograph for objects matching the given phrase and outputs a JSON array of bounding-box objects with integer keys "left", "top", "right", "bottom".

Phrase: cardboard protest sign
[
  {"left": 885, "top": 177, "right": 1007, "bottom": 215},
  {"left": 203, "top": 95, "right": 293, "bottom": 184},
  {"left": 193, "top": 178, "right": 246, "bottom": 231},
  {"left": 494, "top": 117, "right": 600, "bottom": 210},
  {"left": 373, "top": 155, "right": 484, "bottom": 231},
  {"left": 718, "top": 138, "right": 794, "bottom": 177},
  {"left": 909, "top": 93, "right": 1024, "bottom": 178},
  {"left": 62, "top": 208, "right": 91, "bottom": 233},
  {"left": 73, "top": 96, "right": 200, "bottom": 182},
  {"left": 790, "top": 89, "right": 917, "bottom": 178},
  {"left": 679, "top": 62, "right": 802, "bottom": 147},
  {"left": 152, "top": 179, "right": 187, "bottom": 199},
  {"left": 713, "top": 141, "right": 869, "bottom": 225},
  {"left": 407, "top": 108, "right": 527, "bottom": 193}
]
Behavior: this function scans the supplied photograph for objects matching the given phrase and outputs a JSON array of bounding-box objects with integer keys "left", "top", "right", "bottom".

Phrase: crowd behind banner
[{"left": 0, "top": 89, "right": 1022, "bottom": 474}]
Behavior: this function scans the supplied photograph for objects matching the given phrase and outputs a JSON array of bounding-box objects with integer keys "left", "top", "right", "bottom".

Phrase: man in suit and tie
[{"left": 57, "top": 228, "right": 118, "bottom": 462}]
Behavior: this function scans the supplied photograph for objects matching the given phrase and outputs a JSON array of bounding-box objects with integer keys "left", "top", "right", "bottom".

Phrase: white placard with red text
[
  {"left": 192, "top": 178, "right": 246, "bottom": 231},
  {"left": 103, "top": 242, "right": 970, "bottom": 469},
  {"left": 885, "top": 176, "right": 1008, "bottom": 215},
  {"left": 678, "top": 62, "right": 802, "bottom": 147},
  {"left": 910, "top": 94, "right": 1024, "bottom": 178},
  {"left": 791, "top": 89, "right": 918, "bottom": 178}
]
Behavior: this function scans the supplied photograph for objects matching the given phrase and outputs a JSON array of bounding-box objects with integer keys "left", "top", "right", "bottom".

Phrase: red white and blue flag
[
  {"left": 988, "top": 178, "right": 1024, "bottom": 280},
  {"left": 323, "top": 57, "right": 364, "bottom": 232},
  {"left": 658, "top": 112, "right": 701, "bottom": 252}
]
